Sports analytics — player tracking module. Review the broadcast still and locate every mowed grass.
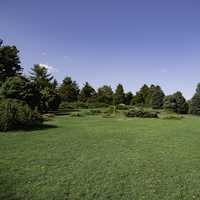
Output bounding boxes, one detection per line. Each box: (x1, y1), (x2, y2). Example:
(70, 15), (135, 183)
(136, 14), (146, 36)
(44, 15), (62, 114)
(1, 115), (200, 200)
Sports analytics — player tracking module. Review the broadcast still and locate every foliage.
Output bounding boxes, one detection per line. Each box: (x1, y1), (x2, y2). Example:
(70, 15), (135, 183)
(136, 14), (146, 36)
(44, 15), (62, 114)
(135, 84), (149, 105)
(30, 64), (60, 112)
(0, 45), (22, 84)
(149, 86), (165, 109)
(0, 99), (42, 131)
(30, 64), (54, 88)
(0, 76), (40, 109)
(164, 92), (188, 114)
(124, 91), (133, 105)
(97, 85), (113, 104)
(114, 84), (125, 105)
(59, 76), (79, 102)
(116, 103), (129, 110)
(126, 107), (158, 118)
(190, 83), (200, 115)
(39, 87), (61, 113)
(79, 82), (96, 102)
(104, 105), (116, 115)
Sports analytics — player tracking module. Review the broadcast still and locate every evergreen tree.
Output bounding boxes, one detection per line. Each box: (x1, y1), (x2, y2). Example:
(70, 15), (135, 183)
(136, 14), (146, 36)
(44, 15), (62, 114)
(173, 92), (188, 114)
(79, 82), (96, 102)
(59, 76), (79, 102)
(114, 84), (125, 105)
(0, 44), (22, 83)
(125, 92), (133, 105)
(30, 64), (60, 112)
(149, 86), (165, 109)
(164, 91), (188, 114)
(0, 76), (40, 109)
(135, 84), (150, 105)
(97, 85), (113, 105)
(30, 64), (53, 89)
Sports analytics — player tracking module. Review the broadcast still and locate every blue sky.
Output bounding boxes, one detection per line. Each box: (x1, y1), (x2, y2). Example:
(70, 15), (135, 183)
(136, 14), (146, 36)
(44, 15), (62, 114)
(1, 0), (200, 98)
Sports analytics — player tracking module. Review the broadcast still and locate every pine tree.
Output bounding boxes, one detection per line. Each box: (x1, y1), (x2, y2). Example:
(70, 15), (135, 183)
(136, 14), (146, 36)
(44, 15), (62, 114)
(114, 84), (125, 105)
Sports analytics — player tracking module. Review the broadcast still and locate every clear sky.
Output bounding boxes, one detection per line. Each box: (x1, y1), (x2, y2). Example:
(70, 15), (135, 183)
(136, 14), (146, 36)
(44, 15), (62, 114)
(1, 0), (200, 98)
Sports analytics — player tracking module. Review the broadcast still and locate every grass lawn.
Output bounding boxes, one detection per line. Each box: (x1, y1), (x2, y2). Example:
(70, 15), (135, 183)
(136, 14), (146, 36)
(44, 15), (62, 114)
(1, 115), (200, 199)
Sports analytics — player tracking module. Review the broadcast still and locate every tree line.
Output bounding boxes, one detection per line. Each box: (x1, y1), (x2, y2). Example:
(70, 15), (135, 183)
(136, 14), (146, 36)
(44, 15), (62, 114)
(1, 40), (200, 117)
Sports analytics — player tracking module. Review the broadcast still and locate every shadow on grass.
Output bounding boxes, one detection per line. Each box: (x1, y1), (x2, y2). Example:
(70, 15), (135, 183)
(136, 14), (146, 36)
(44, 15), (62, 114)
(24, 123), (58, 132)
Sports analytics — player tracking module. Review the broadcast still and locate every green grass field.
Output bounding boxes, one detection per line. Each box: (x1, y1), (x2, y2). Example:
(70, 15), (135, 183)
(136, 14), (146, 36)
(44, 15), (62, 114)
(1, 114), (200, 200)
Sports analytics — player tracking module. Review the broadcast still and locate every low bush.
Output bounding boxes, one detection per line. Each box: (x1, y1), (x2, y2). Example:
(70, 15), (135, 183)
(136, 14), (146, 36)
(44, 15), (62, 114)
(126, 108), (158, 118)
(0, 99), (43, 131)
(104, 106), (116, 114)
(116, 104), (129, 110)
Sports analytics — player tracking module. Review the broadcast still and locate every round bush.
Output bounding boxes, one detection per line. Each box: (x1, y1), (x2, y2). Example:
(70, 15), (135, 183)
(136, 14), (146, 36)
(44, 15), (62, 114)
(0, 99), (43, 131)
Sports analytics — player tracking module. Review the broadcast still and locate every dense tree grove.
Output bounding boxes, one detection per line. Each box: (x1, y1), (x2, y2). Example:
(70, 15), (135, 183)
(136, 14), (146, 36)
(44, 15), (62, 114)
(59, 77), (79, 102)
(97, 85), (113, 104)
(2, 39), (200, 130)
(163, 92), (188, 114)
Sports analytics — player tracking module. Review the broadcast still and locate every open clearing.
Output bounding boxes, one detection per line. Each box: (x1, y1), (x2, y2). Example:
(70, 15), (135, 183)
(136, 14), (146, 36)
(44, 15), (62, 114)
(1, 115), (200, 200)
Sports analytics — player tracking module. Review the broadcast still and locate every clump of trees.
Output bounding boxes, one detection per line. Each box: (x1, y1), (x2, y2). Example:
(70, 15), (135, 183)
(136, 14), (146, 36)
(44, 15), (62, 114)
(0, 41), (60, 131)
(2, 39), (200, 131)
(163, 92), (188, 114)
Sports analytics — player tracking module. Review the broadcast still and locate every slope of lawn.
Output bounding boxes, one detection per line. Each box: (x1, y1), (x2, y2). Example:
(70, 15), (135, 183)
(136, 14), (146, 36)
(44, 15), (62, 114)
(1, 115), (200, 200)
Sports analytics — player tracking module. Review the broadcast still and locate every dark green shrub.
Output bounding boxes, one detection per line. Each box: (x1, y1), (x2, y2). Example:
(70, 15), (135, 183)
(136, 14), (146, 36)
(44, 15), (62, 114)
(126, 108), (158, 118)
(143, 111), (158, 118)
(104, 106), (116, 114)
(0, 99), (43, 131)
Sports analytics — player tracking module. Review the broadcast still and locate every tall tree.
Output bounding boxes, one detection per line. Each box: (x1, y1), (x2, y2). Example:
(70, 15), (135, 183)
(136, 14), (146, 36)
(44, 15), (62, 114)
(190, 83), (200, 115)
(30, 64), (60, 112)
(114, 84), (125, 105)
(30, 64), (53, 89)
(149, 86), (165, 109)
(97, 85), (113, 105)
(0, 45), (22, 83)
(135, 84), (150, 105)
(164, 91), (188, 114)
(79, 82), (96, 102)
(59, 76), (79, 102)
(125, 92), (133, 105)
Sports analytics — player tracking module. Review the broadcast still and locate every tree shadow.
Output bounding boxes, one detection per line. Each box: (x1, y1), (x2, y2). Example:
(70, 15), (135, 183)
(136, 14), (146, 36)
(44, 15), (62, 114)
(23, 123), (58, 132)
